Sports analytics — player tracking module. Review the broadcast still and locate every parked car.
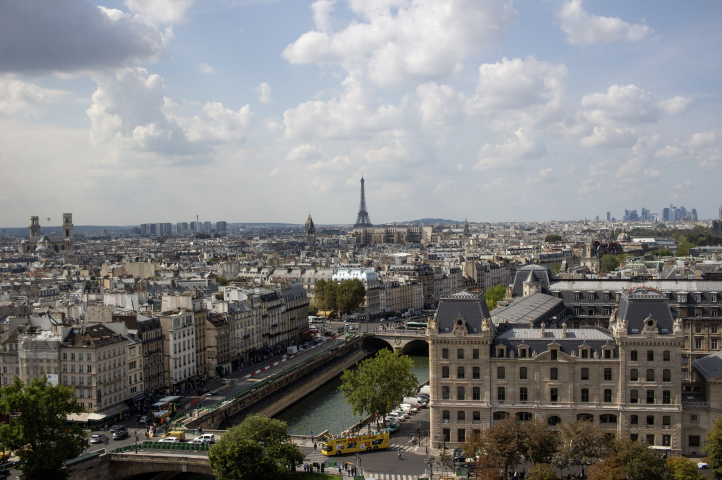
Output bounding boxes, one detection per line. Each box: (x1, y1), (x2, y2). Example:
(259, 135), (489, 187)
(197, 387), (210, 395)
(139, 416), (151, 424)
(158, 437), (181, 443)
(386, 423), (400, 433)
(699, 462), (708, 469)
(90, 434), (108, 444)
(346, 325), (357, 331)
(454, 452), (467, 463)
(337, 327), (345, 333)
(112, 430), (129, 440)
(324, 331), (334, 337)
(222, 378), (233, 385)
(192, 434), (216, 445)
(109, 425), (126, 433)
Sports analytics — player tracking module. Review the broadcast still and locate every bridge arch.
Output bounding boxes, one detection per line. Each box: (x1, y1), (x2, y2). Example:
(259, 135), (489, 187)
(400, 338), (429, 355)
(361, 335), (395, 352)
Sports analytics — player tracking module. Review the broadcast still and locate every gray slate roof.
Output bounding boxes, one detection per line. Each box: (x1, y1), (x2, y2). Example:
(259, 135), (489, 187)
(693, 351), (722, 380)
(492, 325), (615, 358)
(436, 291), (490, 334)
(617, 288), (674, 334)
(491, 293), (565, 326)
(511, 265), (551, 297)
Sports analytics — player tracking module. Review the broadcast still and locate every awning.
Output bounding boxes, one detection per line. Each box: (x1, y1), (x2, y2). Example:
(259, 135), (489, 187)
(132, 394), (147, 402)
(97, 404), (130, 418)
(67, 412), (107, 423)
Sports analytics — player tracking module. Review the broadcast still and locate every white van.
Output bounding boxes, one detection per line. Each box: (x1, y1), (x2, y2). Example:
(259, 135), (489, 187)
(400, 404), (418, 414)
(403, 397), (421, 407)
(419, 385), (431, 396)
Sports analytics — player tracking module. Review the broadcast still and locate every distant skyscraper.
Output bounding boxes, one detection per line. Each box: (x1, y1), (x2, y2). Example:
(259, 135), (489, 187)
(662, 208), (669, 222)
(203, 221), (212, 233)
(216, 221), (227, 233)
(177, 222), (188, 235)
(719, 205), (722, 221)
(190, 221), (199, 233)
(140, 224), (149, 235)
(594, 215), (599, 222)
(680, 206), (687, 218)
(691, 209), (698, 221)
(607, 212), (610, 221)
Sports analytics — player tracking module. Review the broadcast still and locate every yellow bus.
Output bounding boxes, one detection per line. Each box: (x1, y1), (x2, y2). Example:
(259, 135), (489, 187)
(321, 431), (390, 456)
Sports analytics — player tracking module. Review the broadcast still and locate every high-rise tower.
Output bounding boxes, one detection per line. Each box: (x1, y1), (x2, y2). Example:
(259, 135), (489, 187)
(354, 175), (373, 228)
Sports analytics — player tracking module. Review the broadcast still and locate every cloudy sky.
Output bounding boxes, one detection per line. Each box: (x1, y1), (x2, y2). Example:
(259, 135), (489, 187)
(1, 0), (721, 227)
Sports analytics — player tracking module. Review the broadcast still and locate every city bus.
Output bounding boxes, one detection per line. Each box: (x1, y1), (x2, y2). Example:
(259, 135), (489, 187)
(151, 396), (182, 418)
(405, 321), (427, 331)
(321, 431), (390, 456)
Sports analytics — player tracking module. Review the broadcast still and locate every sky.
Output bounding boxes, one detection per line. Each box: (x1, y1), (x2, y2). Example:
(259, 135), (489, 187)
(1, 0), (721, 227)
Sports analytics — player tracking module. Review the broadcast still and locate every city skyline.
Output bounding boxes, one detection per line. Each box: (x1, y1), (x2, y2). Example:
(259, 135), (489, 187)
(1, 1), (722, 226)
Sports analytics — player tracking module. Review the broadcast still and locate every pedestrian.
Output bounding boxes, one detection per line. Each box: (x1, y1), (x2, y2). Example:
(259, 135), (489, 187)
(314, 442), (317, 451)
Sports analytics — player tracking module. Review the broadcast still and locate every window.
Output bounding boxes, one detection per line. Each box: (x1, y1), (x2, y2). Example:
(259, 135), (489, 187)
(577, 414), (593, 422)
(647, 390), (655, 404)
(714, 325), (720, 333)
(442, 387), (450, 400)
(689, 436), (700, 447)
(458, 386), (465, 400)
(630, 415), (638, 425)
(630, 390), (638, 404)
(473, 349), (479, 359)
(443, 411), (450, 423)
(663, 416), (670, 427)
(604, 368), (612, 381)
(581, 349), (589, 359)
(631, 434), (639, 442)
(631, 350), (638, 362)
(600, 414), (617, 424)
(573, 292), (581, 301)
(457, 366), (465, 379)
(548, 416), (561, 426)
(603, 306), (611, 316)
(442, 348), (449, 359)
(662, 435), (671, 447)
(647, 351), (654, 362)
(604, 349), (612, 359)
(663, 390), (671, 404)
(604, 389), (612, 403)
(442, 366), (450, 378)
(551, 349), (558, 360)
(714, 339), (719, 349)
(473, 367), (480, 379)
(517, 412), (532, 421)
(497, 367), (505, 379)
(647, 434), (656, 445)
(550, 368), (558, 380)
(473, 411), (481, 423)
(519, 367), (527, 379)
(497, 387), (506, 401)
(581, 368), (589, 380)
(691, 414), (699, 422)
(443, 429), (450, 442)
(473, 387), (481, 401)
(581, 388), (589, 402)
(663, 369), (671, 382)
(647, 369), (655, 382)
(663, 351), (670, 361)
(519, 348), (527, 358)
(458, 411), (465, 422)
(71, 353), (75, 361)
(647, 415), (655, 426)
(458, 349), (464, 360)
(630, 368), (638, 381)
(550, 388), (559, 403)
(497, 347), (506, 358)
(493, 412), (509, 421)
(458, 429), (466, 442)
(520, 387), (528, 402)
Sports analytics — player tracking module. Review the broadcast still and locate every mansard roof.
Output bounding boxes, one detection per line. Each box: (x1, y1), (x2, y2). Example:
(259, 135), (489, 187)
(436, 291), (490, 334)
(617, 287), (674, 334)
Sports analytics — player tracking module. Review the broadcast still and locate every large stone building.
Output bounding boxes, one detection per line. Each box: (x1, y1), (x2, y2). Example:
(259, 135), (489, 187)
(428, 289), (697, 454)
(21, 213), (74, 254)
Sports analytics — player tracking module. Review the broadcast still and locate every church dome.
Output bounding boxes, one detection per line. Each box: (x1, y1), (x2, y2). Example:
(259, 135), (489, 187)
(35, 245), (47, 252)
(617, 228), (629, 242)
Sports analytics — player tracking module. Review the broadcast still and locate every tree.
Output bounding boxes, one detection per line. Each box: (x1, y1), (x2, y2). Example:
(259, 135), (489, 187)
(336, 279), (367, 314)
(485, 284), (506, 311)
(438, 450), (454, 479)
(600, 254), (620, 272)
(208, 414), (304, 480)
(527, 463), (558, 480)
(614, 438), (666, 480)
(0, 375), (87, 480)
(314, 279), (327, 314)
(483, 418), (522, 478)
(656, 249), (674, 257)
(216, 276), (230, 286)
(471, 455), (504, 480)
(519, 420), (559, 465)
(704, 417), (722, 480)
(666, 456), (705, 480)
(676, 241), (694, 257)
(553, 421), (609, 476)
(338, 349), (418, 427)
(551, 263), (562, 274)
(545, 235), (562, 243)
(587, 453), (626, 480)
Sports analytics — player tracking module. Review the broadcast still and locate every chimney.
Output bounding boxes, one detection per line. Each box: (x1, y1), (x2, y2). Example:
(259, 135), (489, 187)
(541, 322), (546, 337)
(562, 322), (567, 338)
(530, 316), (534, 329)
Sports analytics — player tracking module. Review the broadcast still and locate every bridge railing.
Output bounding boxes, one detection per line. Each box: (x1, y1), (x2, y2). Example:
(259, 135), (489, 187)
(107, 442), (212, 454)
(65, 451), (102, 467)
(177, 335), (367, 424)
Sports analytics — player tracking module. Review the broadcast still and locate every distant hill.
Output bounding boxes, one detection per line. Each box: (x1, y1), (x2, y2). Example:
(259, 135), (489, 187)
(403, 218), (462, 225)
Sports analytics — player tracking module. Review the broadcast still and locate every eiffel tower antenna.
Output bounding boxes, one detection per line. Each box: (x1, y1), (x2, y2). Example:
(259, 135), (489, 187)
(354, 175), (373, 228)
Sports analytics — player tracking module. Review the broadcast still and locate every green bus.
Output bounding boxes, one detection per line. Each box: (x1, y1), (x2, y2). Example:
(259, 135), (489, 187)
(406, 321), (427, 331)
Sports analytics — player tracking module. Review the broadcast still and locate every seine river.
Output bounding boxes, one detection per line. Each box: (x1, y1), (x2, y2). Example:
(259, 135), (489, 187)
(275, 354), (429, 435)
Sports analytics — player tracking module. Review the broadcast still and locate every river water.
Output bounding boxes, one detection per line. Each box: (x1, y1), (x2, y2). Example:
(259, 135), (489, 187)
(275, 354), (429, 436)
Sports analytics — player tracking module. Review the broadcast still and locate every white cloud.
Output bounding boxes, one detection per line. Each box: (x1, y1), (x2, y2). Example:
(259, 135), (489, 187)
(283, 0), (517, 88)
(526, 167), (553, 184)
(308, 155), (352, 172)
(283, 75), (401, 139)
(180, 102), (253, 143)
(434, 179), (453, 193)
(558, 0), (654, 45)
(312, 0), (336, 32)
(264, 119), (283, 131)
(0, 1), (167, 75)
(474, 129), (547, 170)
(269, 168), (279, 176)
(0, 78), (67, 117)
(287, 144), (324, 162)
(673, 180), (693, 190)
(580, 127), (638, 148)
(686, 130), (717, 148)
(198, 63), (215, 75)
(657, 96), (693, 116)
(254, 83), (273, 105)
(125, 0), (195, 25)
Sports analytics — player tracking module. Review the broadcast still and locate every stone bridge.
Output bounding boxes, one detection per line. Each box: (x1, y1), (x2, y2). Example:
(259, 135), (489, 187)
(68, 453), (212, 480)
(362, 330), (429, 354)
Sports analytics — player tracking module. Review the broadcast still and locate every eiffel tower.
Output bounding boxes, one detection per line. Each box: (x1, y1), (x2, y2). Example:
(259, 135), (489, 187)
(354, 175), (373, 228)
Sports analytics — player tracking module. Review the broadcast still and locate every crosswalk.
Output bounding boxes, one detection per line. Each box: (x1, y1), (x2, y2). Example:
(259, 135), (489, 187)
(302, 444), (425, 464)
(363, 474), (428, 480)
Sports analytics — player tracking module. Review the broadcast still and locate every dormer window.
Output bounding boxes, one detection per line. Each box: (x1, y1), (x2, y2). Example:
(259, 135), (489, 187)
(497, 346), (506, 358)
(581, 348), (589, 359)
(695, 293), (702, 302)
(519, 348), (527, 358)
(550, 349), (558, 360)
(713, 293), (719, 303)
(678, 294), (687, 303)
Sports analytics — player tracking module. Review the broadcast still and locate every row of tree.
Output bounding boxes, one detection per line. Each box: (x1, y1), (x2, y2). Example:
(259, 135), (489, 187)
(314, 278), (367, 318)
(460, 417), (718, 480)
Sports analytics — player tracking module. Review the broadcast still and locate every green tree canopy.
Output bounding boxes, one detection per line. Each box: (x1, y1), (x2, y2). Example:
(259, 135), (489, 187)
(614, 438), (666, 480)
(208, 414), (304, 480)
(553, 420), (610, 474)
(600, 254), (621, 272)
(666, 456), (705, 480)
(527, 463), (558, 480)
(519, 420), (559, 465)
(544, 235), (562, 243)
(704, 416), (722, 479)
(551, 263), (562, 274)
(656, 249), (674, 257)
(216, 276), (230, 286)
(676, 241), (694, 257)
(0, 375), (87, 480)
(337, 278), (367, 314)
(338, 349), (418, 426)
(482, 418), (522, 477)
(485, 284), (507, 311)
